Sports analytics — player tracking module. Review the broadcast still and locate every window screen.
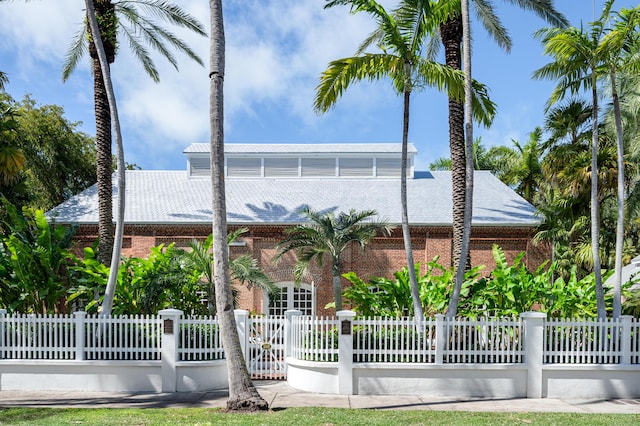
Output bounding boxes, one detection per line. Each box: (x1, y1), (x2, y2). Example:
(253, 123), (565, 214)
(227, 157), (261, 177)
(301, 158), (336, 177)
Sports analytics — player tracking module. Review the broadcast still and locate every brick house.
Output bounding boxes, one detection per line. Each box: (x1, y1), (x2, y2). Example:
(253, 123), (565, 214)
(49, 143), (545, 315)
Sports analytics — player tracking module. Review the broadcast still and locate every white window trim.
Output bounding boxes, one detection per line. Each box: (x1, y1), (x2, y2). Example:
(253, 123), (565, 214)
(264, 281), (316, 316)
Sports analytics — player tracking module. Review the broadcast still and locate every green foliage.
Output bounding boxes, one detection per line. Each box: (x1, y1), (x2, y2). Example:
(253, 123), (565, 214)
(0, 200), (76, 313)
(276, 207), (392, 311)
(343, 245), (619, 318)
(185, 230), (276, 315)
(622, 288), (640, 317)
(343, 257), (483, 317)
(70, 243), (207, 316)
(69, 231), (275, 316)
(0, 93), (96, 212)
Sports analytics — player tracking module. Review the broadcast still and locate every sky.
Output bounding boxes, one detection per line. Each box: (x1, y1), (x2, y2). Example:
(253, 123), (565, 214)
(0, 0), (638, 172)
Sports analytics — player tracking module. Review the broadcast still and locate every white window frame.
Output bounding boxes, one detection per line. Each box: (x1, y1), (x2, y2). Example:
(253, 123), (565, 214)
(264, 282), (316, 316)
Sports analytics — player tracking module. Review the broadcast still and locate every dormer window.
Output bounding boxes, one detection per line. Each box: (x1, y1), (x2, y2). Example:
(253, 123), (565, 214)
(184, 143), (415, 179)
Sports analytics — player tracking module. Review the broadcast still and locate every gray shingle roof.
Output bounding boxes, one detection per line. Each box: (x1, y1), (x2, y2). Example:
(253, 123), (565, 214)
(48, 170), (539, 227)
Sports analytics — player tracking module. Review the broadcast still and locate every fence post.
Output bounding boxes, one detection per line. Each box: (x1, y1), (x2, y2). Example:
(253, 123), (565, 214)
(521, 311), (546, 398)
(337, 310), (356, 395)
(159, 309), (183, 392)
(0, 309), (5, 360)
(620, 315), (633, 365)
(284, 310), (302, 362)
(74, 311), (87, 361)
(234, 309), (250, 368)
(435, 314), (445, 365)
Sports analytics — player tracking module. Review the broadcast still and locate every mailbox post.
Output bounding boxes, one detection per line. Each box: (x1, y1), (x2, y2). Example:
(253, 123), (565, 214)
(337, 310), (356, 395)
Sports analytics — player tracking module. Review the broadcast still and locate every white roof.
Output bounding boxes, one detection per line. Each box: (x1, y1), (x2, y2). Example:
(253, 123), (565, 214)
(48, 170), (539, 227)
(184, 143), (417, 155)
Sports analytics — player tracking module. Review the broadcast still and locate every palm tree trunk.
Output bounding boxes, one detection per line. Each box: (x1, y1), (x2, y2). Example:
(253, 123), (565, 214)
(611, 71), (625, 319)
(209, 0), (267, 411)
(93, 58), (114, 266)
(590, 71), (605, 319)
(85, 0), (125, 317)
(401, 62), (423, 320)
(440, 15), (466, 269)
(332, 269), (343, 312)
(449, 0), (473, 319)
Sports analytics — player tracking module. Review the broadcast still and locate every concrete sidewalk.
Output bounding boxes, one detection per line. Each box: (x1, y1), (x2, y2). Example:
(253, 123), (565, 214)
(1, 381), (639, 414)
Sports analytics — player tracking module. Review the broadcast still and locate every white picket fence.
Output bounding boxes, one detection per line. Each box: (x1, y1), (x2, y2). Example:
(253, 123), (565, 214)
(1, 310), (638, 366)
(290, 314), (638, 366)
(1, 309), (640, 397)
(0, 311), (223, 362)
(285, 311), (640, 398)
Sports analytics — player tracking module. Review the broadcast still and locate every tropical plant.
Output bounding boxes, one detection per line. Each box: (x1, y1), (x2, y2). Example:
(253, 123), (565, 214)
(316, 0), (494, 319)
(68, 243), (206, 315)
(343, 245), (618, 319)
(429, 0), (567, 272)
(0, 105), (25, 186)
(275, 207), (393, 312)
(597, 3), (640, 318)
(0, 200), (76, 314)
(343, 258), (483, 318)
(0, 70), (7, 90)
(534, 7), (610, 318)
(429, 0), (567, 317)
(39, 0), (206, 265)
(185, 230), (277, 315)
(209, 0), (268, 411)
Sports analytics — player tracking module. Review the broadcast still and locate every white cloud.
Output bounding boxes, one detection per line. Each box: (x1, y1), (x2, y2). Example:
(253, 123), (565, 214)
(0, 0), (413, 168)
(0, 1), (83, 66)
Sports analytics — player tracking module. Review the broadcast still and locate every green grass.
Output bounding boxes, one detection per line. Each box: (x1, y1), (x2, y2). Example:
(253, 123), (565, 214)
(0, 407), (638, 426)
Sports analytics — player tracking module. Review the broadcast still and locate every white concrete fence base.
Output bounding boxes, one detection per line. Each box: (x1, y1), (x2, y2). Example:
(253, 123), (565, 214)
(285, 311), (640, 399)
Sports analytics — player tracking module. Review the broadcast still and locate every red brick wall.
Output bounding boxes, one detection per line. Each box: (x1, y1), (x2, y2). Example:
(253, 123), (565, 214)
(73, 224), (549, 315)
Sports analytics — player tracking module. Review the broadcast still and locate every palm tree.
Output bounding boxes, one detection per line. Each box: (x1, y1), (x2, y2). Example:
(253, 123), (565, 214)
(533, 2), (616, 318)
(597, 3), (640, 318)
(83, 0), (125, 317)
(209, 0), (268, 412)
(433, 0), (567, 316)
(275, 207), (393, 312)
(187, 230), (276, 315)
(544, 98), (593, 149)
(60, 0), (206, 265)
(316, 0), (494, 319)
(0, 71), (7, 90)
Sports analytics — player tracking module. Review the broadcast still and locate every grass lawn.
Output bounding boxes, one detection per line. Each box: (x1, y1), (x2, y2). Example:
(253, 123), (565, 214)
(0, 407), (638, 425)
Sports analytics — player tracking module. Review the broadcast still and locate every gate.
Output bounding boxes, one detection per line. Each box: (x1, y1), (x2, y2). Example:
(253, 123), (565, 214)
(247, 315), (286, 380)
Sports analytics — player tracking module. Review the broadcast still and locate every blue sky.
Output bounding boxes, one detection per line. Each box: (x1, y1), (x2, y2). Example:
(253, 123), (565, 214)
(0, 0), (637, 172)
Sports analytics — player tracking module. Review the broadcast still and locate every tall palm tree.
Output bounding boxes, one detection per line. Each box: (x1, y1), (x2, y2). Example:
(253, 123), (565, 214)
(0, 71), (7, 90)
(83, 0), (125, 317)
(448, 0), (473, 318)
(60, 0), (206, 265)
(534, 8), (612, 317)
(433, 0), (568, 308)
(316, 0), (494, 319)
(208, 0), (268, 412)
(275, 208), (393, 312)
(597, 3), (640, 318)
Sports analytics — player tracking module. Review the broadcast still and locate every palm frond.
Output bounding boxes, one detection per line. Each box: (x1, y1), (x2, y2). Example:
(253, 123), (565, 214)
(121, 0), (207, 36)
(62, 26), (88, 81)
(314, 54), (403, 113)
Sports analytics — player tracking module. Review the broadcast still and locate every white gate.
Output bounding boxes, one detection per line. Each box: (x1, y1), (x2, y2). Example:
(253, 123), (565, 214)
(247, 315), (286, 380)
